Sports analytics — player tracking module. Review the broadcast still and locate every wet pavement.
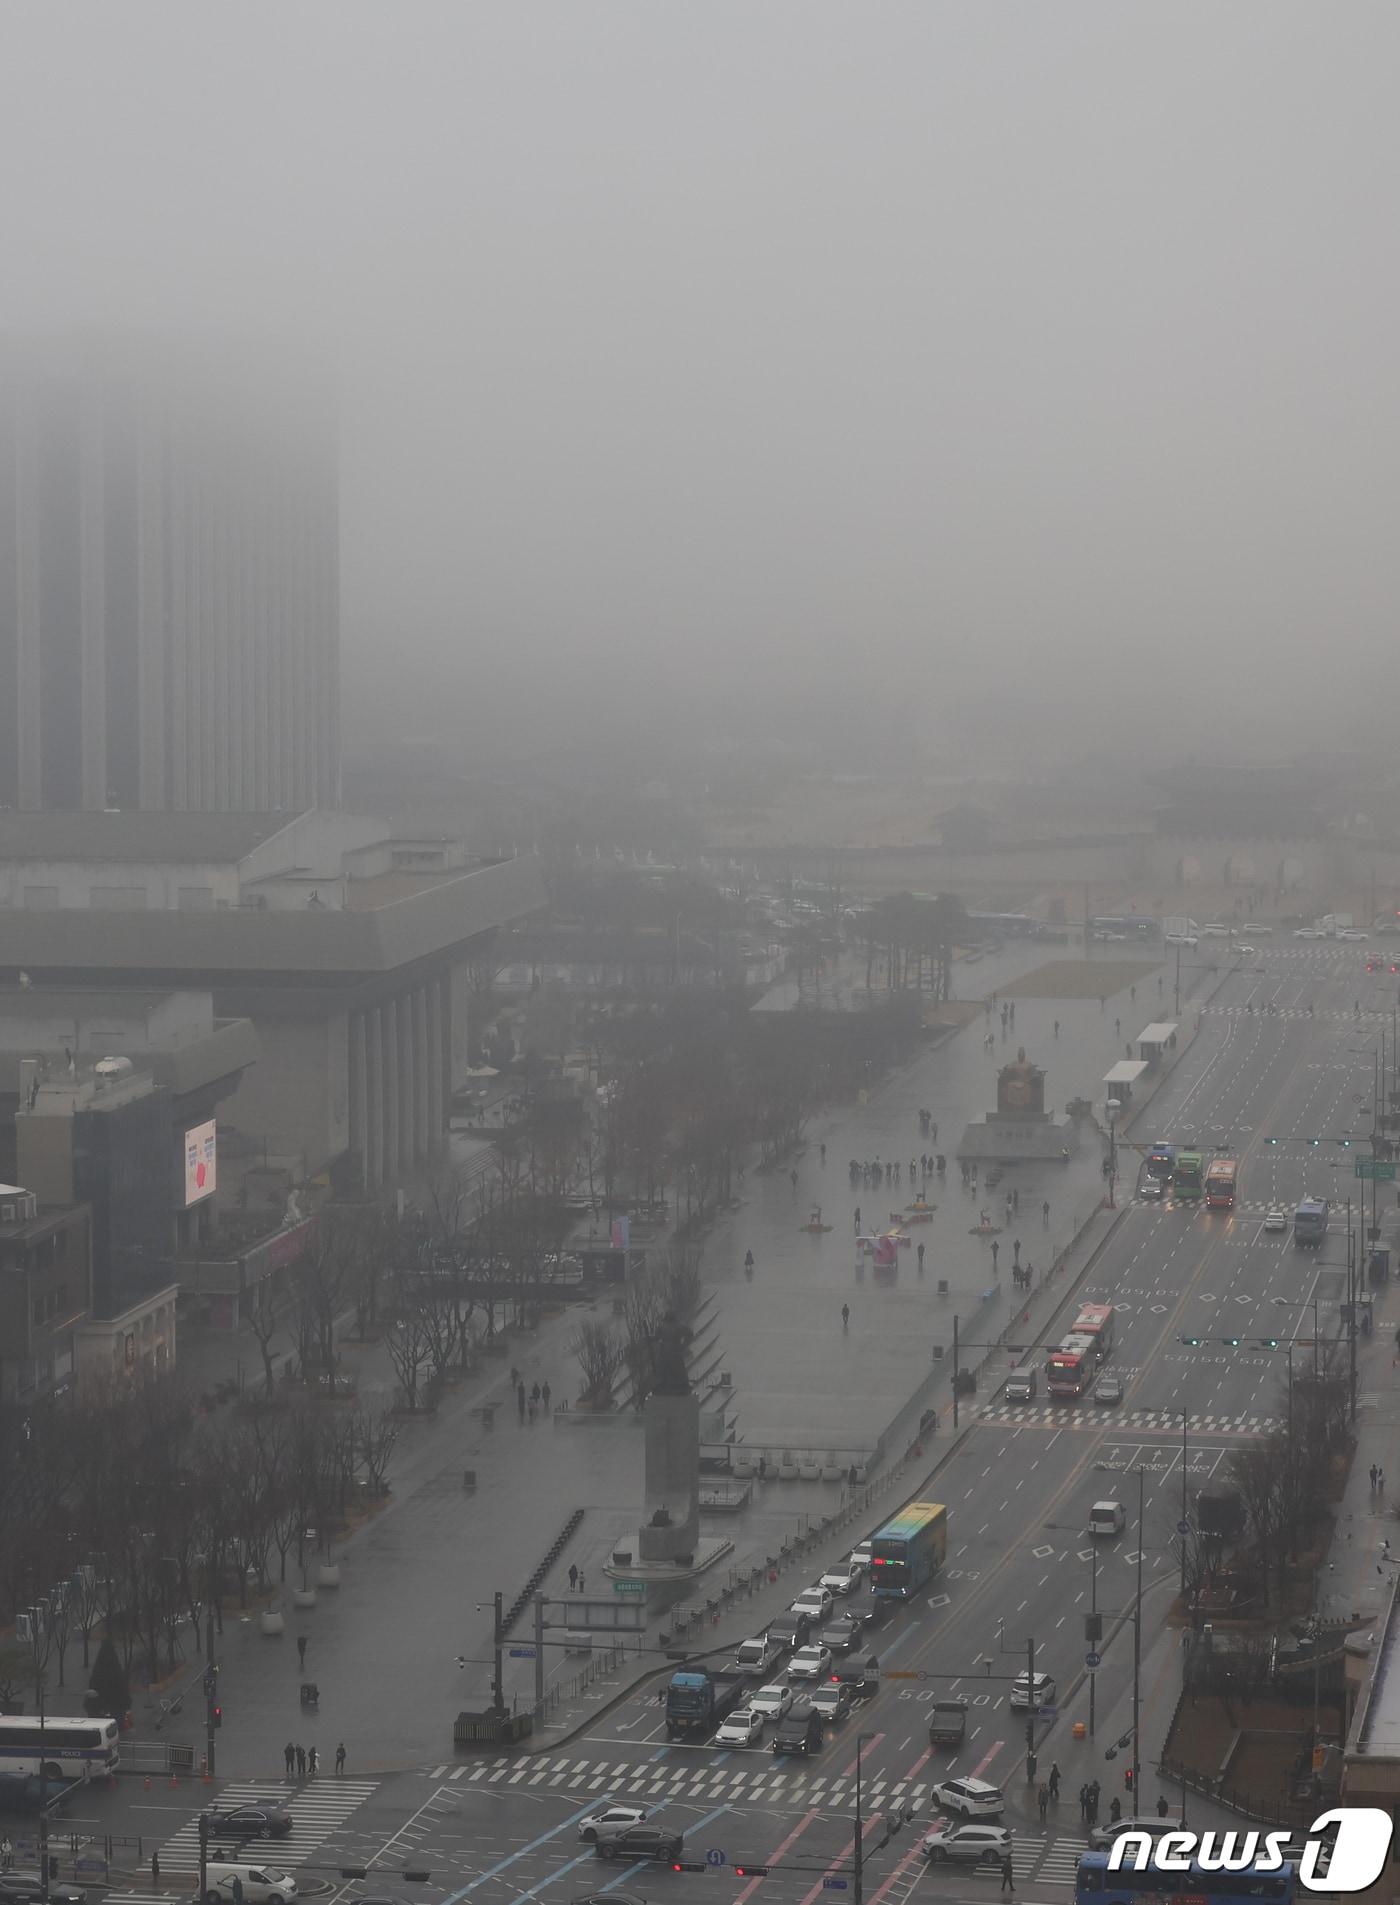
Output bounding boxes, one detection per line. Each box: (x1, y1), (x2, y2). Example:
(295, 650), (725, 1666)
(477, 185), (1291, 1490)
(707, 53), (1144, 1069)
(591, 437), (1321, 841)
(151, 935), (1192, 1779)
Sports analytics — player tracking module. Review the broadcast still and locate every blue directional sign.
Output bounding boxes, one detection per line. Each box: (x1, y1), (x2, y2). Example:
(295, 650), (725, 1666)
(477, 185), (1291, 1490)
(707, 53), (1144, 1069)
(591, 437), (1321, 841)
(1038, 1705), (1058, 1721)
(508, 1646), (536, 1658)
(824, 1882), (850, 1891)
(706, 1849), (726, 1867)
(1086, 1651), (1102, 1669)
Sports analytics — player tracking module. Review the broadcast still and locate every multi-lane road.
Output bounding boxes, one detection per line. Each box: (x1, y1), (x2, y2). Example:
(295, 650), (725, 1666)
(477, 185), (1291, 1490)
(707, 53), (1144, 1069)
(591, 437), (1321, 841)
(90, 939), (1394, 1905)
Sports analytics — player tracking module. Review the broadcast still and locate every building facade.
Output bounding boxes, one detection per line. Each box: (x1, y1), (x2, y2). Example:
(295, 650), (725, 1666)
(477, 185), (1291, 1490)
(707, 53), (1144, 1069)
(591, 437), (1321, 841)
(0, 334), (339, 813)
(0, 1182), (94, 1404)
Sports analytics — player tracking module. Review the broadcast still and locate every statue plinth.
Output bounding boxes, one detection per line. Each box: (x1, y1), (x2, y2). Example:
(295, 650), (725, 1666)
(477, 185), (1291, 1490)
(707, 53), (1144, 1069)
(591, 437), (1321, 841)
(957, 1045), (1075, 1164)
(639, 1390), (700, 1564)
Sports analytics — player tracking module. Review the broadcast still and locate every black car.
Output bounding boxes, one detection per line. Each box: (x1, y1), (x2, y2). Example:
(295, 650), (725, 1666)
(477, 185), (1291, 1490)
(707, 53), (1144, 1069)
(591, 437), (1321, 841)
(0, 1876), (86, 1905)
(595, 1825), (685, 1863)
(201, 1804), (294, 1839)
(821, 1614), (864, 1653)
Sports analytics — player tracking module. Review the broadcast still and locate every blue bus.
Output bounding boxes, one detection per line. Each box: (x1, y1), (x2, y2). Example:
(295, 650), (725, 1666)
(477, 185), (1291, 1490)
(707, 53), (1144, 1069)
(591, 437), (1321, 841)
(1146, 1142), (1176, 1182)
(1294, 1198), (1329, 1247)
(1076, 1849), (1296, 1905)
(870, 1500), (947, 1600)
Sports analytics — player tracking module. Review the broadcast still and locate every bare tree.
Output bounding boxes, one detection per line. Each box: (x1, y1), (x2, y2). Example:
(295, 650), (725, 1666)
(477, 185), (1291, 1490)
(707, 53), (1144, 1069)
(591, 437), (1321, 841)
(570, 1318), (623, 1409)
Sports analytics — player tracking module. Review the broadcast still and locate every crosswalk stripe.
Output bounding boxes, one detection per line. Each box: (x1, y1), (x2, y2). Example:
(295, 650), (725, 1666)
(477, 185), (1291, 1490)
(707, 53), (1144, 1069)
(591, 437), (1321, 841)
(158, 1780), (377, 1873)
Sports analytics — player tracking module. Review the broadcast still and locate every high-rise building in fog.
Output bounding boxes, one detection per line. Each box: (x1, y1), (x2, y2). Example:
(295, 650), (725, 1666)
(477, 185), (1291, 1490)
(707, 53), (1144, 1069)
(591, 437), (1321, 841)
(0, 336), (339, 813)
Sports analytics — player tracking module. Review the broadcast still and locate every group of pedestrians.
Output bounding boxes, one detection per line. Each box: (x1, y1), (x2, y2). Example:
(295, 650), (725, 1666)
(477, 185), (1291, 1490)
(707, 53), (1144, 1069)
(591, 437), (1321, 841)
(1370, 1463), (1386, 1493)
(283, 1739), (345, 1778)
(511, 1370), (552, 1422)
(567, 1563), (588, 1594)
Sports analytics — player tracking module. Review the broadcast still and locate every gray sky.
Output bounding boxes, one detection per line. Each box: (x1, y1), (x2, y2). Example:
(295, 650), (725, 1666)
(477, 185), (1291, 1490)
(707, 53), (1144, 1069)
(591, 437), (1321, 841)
(2, 3), (1397, 758)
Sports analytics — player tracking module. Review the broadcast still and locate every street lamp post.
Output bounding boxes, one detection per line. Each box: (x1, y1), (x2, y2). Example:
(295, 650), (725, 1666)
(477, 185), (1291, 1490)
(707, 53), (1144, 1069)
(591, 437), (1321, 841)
(1131, 1465), (1144, 1805)
(1179, 1412), (1189, 1606)
(854, 1730), (876, 1905)
(1105, 1100), (1120, 1209)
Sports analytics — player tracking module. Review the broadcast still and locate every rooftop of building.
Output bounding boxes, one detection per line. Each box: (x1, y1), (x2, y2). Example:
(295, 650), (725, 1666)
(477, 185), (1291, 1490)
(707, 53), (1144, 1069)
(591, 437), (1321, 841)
(0, 810), (305, 864)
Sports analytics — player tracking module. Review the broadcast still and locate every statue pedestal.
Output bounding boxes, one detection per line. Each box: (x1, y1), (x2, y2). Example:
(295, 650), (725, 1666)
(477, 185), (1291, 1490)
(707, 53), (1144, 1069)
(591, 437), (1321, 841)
(640, 1391), (700, 1564)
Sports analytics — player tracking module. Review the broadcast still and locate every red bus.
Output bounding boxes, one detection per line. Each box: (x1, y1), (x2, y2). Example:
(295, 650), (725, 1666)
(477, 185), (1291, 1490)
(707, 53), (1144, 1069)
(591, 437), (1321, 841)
(1205, 1158), (1238, 1209)
(1047, 1334), (1097, 1399)
(1071, 1302), (1115, 1361)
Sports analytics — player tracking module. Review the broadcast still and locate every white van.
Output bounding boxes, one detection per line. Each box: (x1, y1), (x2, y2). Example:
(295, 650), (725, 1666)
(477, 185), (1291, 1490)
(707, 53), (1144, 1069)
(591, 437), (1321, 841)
(204, 1865), (299, 1905)
(1089, 1500), (1125, 1537)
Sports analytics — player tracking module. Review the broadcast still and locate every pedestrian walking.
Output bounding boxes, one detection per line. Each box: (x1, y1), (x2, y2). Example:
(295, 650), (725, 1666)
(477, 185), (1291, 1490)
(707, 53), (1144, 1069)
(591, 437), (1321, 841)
(990, 1240), (999, 1269)
(917, 1242), (925, 1272)
(577, 1570), (586, 1594)
(509, 1365), (519, 1387)
(1, 1838), (12, 1872)
(1038, 1783), (1049, 1822)
(931, 1121), (937, 1142)
(841, 1303), (850, 1330)
(1053, 1019), (1059, 1038)
(1110, 1797), (1122, 1824)
(820, 1144), (827, 1164)
(284, 1741), (295, 1777)
(531, 1381), (541, 1403)
(1371, 1464), (1378, 1491)
(1048, 1763), (1060, 1800)
(296, 1744), (307, 1778)
(542, 1380), (551, 1410)
(1115, 1018), (1121, 1036)
(297, 1635), (308, 1667)
(152, 1854), (161, 1888)
(1013, 1238), (1021, 1264)
(1078, 1784), (1088, 1821)
(569, 1563), (579, 1591)
(335, 1743), (346, 1775)
(232, 1879), (244, 1905)
(1000, 1853), (1014, 1893)
(1156, 1795), (1170, 1819)
(309, 1747), (318, 1777)
(790, 1168), (799, 1190)
(854, 1206), (861, 1234)
(1042, 1199), (1050, 1223)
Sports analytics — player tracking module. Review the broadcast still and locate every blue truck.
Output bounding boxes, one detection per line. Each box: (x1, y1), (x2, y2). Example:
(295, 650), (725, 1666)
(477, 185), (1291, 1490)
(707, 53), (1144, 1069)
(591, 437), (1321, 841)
(664, 1666), (749, 1739)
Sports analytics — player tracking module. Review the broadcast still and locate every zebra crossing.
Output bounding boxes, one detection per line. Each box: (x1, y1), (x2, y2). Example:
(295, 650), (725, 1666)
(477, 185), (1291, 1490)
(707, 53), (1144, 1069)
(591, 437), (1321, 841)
(1131, 1195), (1290, 1215)
(422, 1752), (933, 1813)
(1200, 1001), (1391, 1020)
(158, 1779), (378, 1873)
(1037, 1836), (1092, 1885)
(976, 1402), (1278, 1437)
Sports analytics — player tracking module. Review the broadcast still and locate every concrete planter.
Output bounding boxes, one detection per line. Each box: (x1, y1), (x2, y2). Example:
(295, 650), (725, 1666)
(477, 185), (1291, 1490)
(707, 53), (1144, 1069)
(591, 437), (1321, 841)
(798, 1460), (821, 1480)
(821, 1462), (844, 1482)
(293, 1587), (317, 1610)
(260, 1609), (285, 1636)
(777, 1458), (799, 1481)
(316, 1563), (341, 1589)
(732, 1457), (755, 1480)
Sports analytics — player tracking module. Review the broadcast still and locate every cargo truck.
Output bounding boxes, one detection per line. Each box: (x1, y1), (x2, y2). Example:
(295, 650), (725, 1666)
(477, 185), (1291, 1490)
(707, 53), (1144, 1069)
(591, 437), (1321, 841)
(664, 1665), (749, 1739)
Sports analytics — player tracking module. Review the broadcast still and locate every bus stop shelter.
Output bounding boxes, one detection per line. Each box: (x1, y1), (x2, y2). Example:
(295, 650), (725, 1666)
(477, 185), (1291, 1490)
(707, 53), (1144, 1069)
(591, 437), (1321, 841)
(1136, 1021), (1178, 1064)
(1103, 1058), (1148, 1105)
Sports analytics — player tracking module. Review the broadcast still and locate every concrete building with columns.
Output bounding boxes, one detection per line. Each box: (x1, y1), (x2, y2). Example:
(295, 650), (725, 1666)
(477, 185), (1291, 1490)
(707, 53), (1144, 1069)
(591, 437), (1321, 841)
(0, 333), (338, 813)
(0, 810), (546, 1190)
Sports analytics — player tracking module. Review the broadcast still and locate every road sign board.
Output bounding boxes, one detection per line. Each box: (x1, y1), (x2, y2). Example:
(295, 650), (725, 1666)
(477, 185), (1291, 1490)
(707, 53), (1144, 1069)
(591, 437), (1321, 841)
(824, 1882), (850, 1891)
(1357, 1157), (1397, 1181)
(1038, 1705), (1058, 1721)
(1176, 1519), (1191, 1536)
(1086, 1651), (1102, 1669)
(706, 1849), (726, 1867)
(508, 1646), (536, 1658)
(613, 1580), (647, 1595)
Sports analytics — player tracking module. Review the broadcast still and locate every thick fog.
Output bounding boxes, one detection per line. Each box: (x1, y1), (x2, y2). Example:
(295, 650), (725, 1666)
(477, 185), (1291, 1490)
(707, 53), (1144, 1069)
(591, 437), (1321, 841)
(3, 3), (1398, 765)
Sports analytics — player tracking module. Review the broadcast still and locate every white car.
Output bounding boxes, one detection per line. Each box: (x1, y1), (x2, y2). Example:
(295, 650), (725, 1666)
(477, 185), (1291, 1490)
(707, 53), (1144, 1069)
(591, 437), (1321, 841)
(787, 1644), (833, 1681)
(821, 1559), (863, 1595)
(850, 1541), (873, 1570)
(714, 1707), (764, 1748)
(791, 1586), (834, 1622)
(578, 1802), (650, 1843)
(1294, 928), (1321, 939)
(1338, 929), (1369, 941)
(921, 1824), (1012, 1865)
(748, 1683), (793, 1720)
(1201, 924), (1230, 938)
(1264, 1206), (1288, 1232)
(1235, 945), (1256, 957)
(930, 1777), (1005, 1821)
(1009, 1670), (1057, 1711)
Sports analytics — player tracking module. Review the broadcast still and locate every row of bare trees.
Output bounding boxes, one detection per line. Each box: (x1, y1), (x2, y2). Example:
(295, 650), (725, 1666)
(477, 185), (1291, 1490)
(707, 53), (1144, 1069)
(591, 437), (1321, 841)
(0, 1372), (398, 1700)
(569, 1249), (703, 1410)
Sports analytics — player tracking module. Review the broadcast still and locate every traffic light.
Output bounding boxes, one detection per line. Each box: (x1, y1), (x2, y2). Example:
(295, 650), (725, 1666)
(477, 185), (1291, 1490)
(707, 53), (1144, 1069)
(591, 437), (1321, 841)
(1260, 1338), (1280, 1350)
(1124, 1767), (1135, 1794)
(1179, 1335), (1202, 1347)
(734, 1866), (770, 1878)
(1223, 1337), (1240, 1348)
(213, 1704), (222, 1728)
(1311, 1138), (1320, 1147)
(1268, 1137), (1278, 1145)
(673, 1862), (707, 1874)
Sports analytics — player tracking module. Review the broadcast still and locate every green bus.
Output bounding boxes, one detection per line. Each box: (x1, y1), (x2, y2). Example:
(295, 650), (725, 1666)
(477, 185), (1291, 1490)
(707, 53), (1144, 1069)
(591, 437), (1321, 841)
(1174, 1150), (1204, 1199)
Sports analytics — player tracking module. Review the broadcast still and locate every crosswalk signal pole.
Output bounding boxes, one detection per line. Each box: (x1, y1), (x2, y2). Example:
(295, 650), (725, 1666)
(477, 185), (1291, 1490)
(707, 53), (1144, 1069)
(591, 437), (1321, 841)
(205, 1601), (218, 1778)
